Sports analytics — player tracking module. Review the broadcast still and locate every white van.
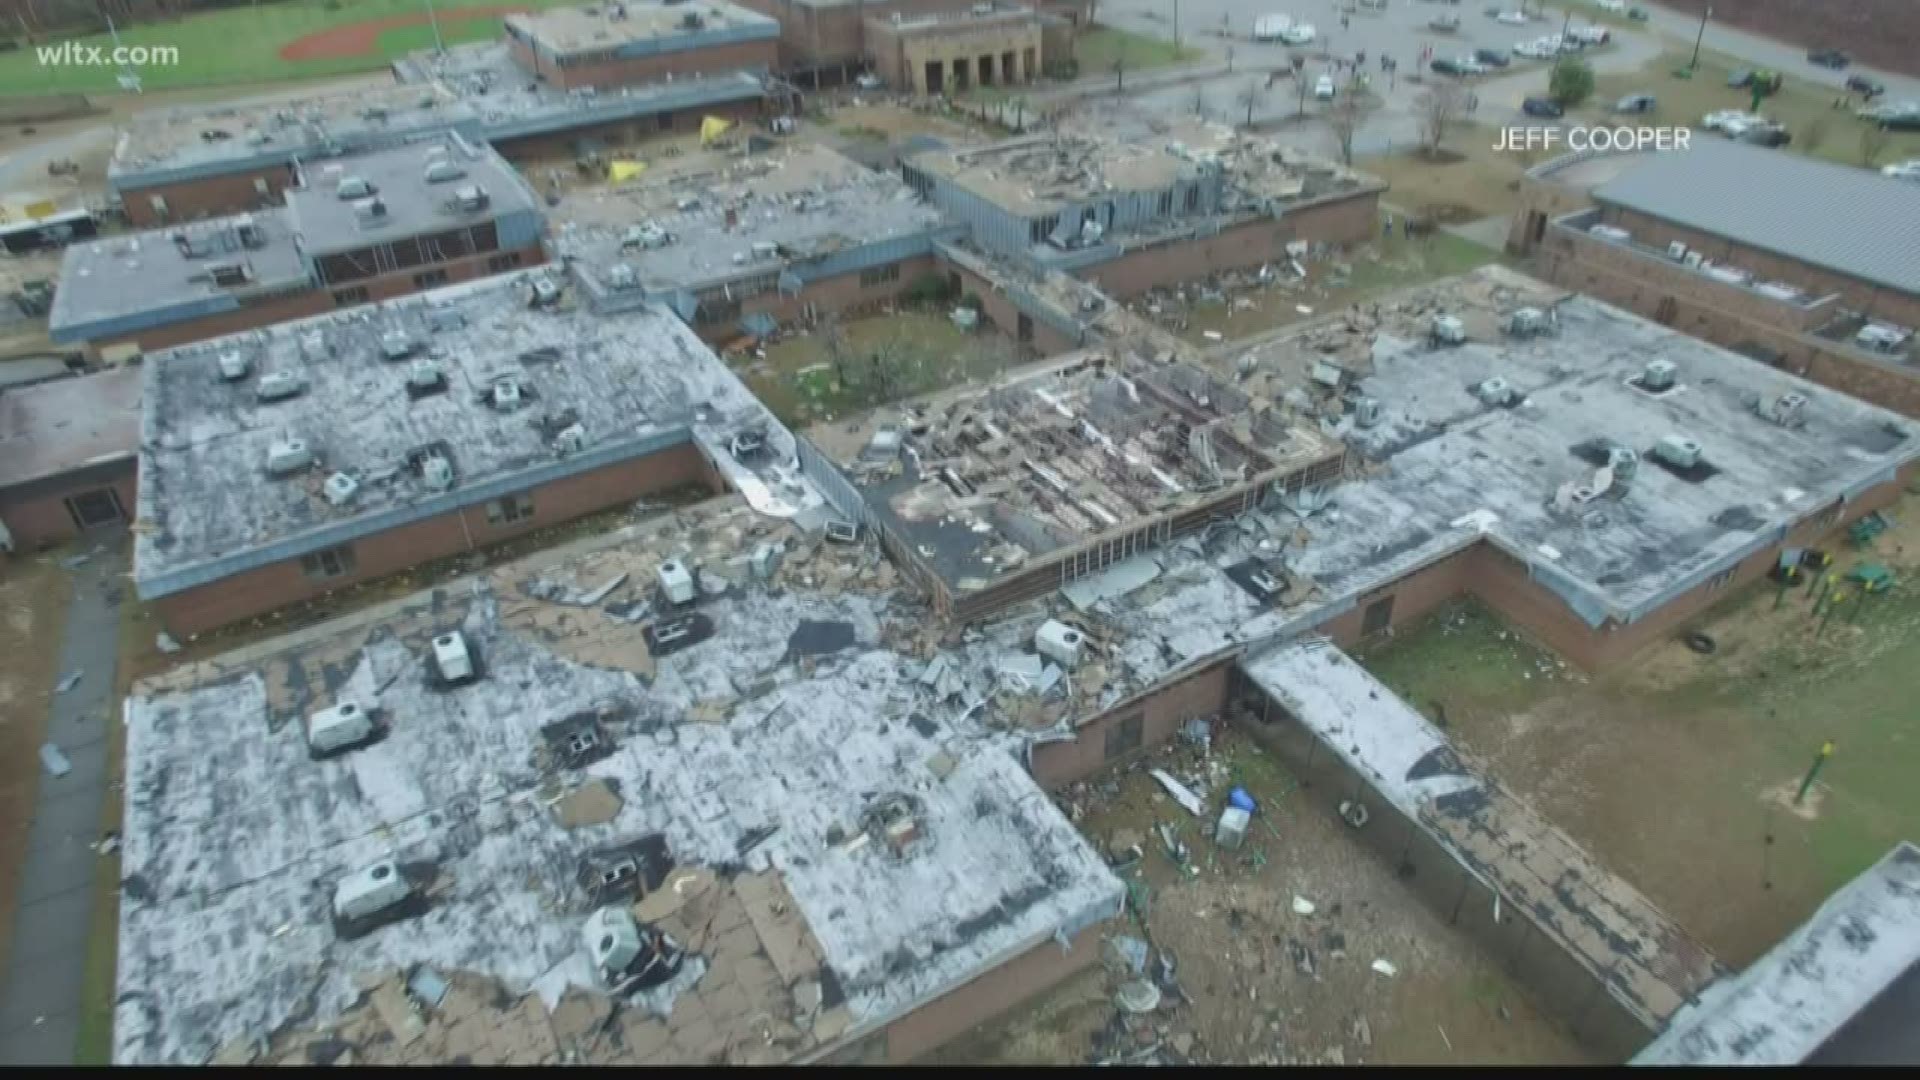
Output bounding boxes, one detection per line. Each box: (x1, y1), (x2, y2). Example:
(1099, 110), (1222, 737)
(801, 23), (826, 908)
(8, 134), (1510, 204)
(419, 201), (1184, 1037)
(1252, 14), (1294, 42)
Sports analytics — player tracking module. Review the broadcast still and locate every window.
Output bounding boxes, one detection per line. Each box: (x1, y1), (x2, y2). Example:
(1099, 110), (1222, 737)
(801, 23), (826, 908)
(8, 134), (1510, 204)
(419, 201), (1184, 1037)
(657, 112), (676, 132)
(64, 488), (124, 530)
(1103, 710), (1144, 761)
(1157, 190), (1174, 216)
(486, 493), (535, 526)
(413, 268), (450, 289)
(1183, 186), (1201, 213)
(1705, 566), (1737, 592)
(332, 286), (370, 307)
(487, 251), (524, 273)
(301, 544), (356, 580)
(148, 195), (169, 220)
(859, 264), (901, 288)
(208, 263), (249, 287)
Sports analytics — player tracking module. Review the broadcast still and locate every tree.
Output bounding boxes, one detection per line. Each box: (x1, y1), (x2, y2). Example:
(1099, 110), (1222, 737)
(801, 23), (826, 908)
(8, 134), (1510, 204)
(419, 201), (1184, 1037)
(1549, 57), (1595, 109)
(1190, 84), (1212, 119)
(1860, 122), (1891, 168)
(1295, 67), (1313, 117)
(1327, 91), (1364, 166)
(1418, 81), (1465, 156)
(1238, 81), (1263, 129)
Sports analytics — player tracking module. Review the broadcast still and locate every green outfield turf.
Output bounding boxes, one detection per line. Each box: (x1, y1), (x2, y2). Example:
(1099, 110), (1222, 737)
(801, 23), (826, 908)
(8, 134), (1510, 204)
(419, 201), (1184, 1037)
(0, 0), (576, 96)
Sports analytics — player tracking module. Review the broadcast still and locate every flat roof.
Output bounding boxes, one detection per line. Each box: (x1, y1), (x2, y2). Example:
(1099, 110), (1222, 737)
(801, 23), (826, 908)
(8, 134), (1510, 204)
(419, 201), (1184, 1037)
(110, 82), (477, 189)
(1227, 266), (1920, 624)
(0, 367), (143, 489)
(1240, 639), (1726, 1032)
(286, 133), (542, 257)
(134, 269), (818, 598)
(1633, 842), (1920, 1065)
(1590, 139), (1920, 298)
(909, 133), (1198, 218)
(812, 347), (1344, 599)
(506, 2), (777, 57)
(393, 42), (771, 145)
(48, 209), (310, 344)
(870, 2), (1039, 31)
(553, 143), (948, 297)
(117, 496), (1122, 1064)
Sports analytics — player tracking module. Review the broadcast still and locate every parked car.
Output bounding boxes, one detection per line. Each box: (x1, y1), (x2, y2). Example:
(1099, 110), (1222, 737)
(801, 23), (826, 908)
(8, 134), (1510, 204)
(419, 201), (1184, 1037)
(1847, 74), (1885, 97)
(1614, 93), (1657, 114)
(1496, 9), (1528, 25)
(1570, 26), (1610, 45)
(1882, 160), (1920, 183)
(1522, 95), (1564, 118)
(1702, 109), (1760, 132)
(1878, 111), (1920, 132)
(1739, 122), (1792, 148)
(1473, 47), (1511, 68)
(1430, 14), (1461, 31)
(1456, 56), (1487, 75)
(1627, 6), (1650, 20)
(1280, 23), (1317, 45)
(1512, 40), (1549, 60)
(1597, 0), (1626, 11)
(1314, 74), (1337, 100)
(1808, 49), (1850, 69)
(1430, 57), (1466, 76)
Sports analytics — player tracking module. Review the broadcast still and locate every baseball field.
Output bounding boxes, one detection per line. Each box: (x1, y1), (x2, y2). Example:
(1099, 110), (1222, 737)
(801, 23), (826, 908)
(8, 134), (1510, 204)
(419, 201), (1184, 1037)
(0, 0), (584, 96)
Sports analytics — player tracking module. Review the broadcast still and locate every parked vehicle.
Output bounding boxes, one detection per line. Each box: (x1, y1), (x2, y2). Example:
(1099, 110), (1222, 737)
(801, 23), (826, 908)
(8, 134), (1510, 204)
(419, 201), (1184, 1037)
(1569, 26), (1610, 45)
(1877, 111), (1920, 132)
(1280, 23), (1317, 45)
(1252, 13), (1294, 42)
(1430, 57), (1466, 76)
(1739, 122), (1792, 148)
(1701, 109), (1759, 132)
(1846, 74), (1885, 97)
(1473, 48), (1511, 68)
(1512, 40), (1548, 60)
(1496, 9), (1528, 24)
(1456, 56), (1487, 75)
(1808, 49), (1851, 69)
(1522, 95), (1564, 118)
(1882, 160), (1920, 183)
(1597, 0), (1626, 11)
(1614, 93), (1657, 114)
(1430, 14), (1460, 31)
(1315, 74), (1336, 100)
(1627, 6), (1649, 20)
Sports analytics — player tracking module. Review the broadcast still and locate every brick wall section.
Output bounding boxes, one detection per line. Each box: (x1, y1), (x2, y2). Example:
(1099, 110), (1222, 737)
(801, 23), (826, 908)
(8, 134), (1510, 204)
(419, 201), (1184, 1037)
(1031, 661), (1233, 789)
(866, 16), (1043, 92)
(941, 257), (1081, 355)
(1506, 172), (1600, 255)
(1535, 226), (1920, 419)
(882, 922), (1106, 1061)
(1313, 548), (1477, 650)
(1080, 192), (1382, 300)
(0, 462), (138, 552)
(120, 163), (298, 226)
(83, 243), (548, 360)
(491, 99), (768, 164)
(513, 37), (780, 90)
(683, 254), (942, 343)
(151, 440), (722, 637)
(738, 0), (1091, 72)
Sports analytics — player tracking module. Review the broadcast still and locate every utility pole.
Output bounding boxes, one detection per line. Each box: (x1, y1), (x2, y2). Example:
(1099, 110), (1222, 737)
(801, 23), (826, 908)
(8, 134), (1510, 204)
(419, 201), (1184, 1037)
(1690, 4), (1713, 72)
(1172, 0), (1181, 52)
(1794, 741), (1835, 806)
(425, 0), (446, 53)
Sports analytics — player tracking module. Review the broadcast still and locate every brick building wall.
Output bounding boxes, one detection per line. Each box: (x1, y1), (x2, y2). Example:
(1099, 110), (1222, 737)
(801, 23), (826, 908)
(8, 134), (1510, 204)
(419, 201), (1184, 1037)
(510, 36), (780, 90)
(1506, 171), (1604, 256)
(0, 460), (138, 553)
(940, 257), (1081, 355)
(738, 0), (1091, 78)
(879, 923), (1106, 1061)
(687, 254), (943, 342)
(490, 99), (769, 164)
(1030, 660), (1234, 789)
(1080, 192), (1382, 300)
(1535, 225), (1920, 419)
(150, 439), (722, 637)
(866, 14), (1043, 93)
(119, 163), (298, 227)
(83, 242), (547, 361)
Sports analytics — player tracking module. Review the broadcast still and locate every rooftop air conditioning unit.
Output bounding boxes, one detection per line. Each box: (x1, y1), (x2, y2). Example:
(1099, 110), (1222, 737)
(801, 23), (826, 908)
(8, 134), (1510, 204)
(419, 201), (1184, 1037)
(607, 262), (638, 290)
(1608, 446), (1639, 483)
(1476, 377), (1514, 406)
(1430, 315), (1466, 345)
(424, 159), (466, 184)
(554, 423), (587, 453)
(432, 630), (475, 684)
(1354, 396), (1382, 427)
(584, 905), (642, 983)
(453, 184), (489, 212)
(333, 861), (411, 923)
(1507, 307), (1548, 336)
(492, 379), (523, 409)
(1683, 251), (1704, 269)
(1665, 241), (1688, 261)
(1654, 435), (1703, 469)
(1034, 619), (1084, 669)
(1641, 359), (1677, 391)
(1588, 224), (1631, 243)
(217, 350), (251, 381)
(257, 371), (308, 402)
(1768, 392), (1808, 426)
(323, 471), (360, 506)
(408, 358), (443, 390)
(266, 437), (313, 477)
(657, 559), (696, 605)
(421, 454), (454, 491)
(530, 276), (562, 307)
(352, 197), (387, 225)
(337, 176), (376, 200)
(381, 330), (414, 360)
(307, 699), (374, 755)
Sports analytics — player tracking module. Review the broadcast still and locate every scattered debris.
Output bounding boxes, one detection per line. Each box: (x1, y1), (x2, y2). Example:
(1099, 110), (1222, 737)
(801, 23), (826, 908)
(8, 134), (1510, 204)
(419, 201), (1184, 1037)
(1292, 896), (1316, 916)
(40, 743), (71, 778)
(552, 779), (623, 828)
(1437, 1023), (1453, 1052)
(1105, 935), (1151, 976)
(1150, 769), (1206, 816)
(1370, 958), (1398, 978)
(1339, 799), (1370, 828)
(1228, 786), (1257, 813)
(55, 670), (83, 694)
(1116, 979), (1163, 1014)
(1215, 806), (1251, 849)
(94, 830), (121, 855)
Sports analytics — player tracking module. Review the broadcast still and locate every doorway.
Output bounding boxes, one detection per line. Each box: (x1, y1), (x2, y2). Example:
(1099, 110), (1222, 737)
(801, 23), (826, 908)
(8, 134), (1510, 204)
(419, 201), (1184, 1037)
(1361, 594), (1395, 637)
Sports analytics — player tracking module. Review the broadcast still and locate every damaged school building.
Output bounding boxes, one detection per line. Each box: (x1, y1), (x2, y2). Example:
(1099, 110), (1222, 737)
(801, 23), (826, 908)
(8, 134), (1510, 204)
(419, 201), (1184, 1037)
(117, 256), (1920, 1062)
(53, 135), (546, 359)
(1510, 138), (1920, 419)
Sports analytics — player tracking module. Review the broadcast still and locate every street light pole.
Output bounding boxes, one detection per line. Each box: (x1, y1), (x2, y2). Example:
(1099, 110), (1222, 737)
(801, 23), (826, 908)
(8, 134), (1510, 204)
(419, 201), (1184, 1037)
(1173, 0), (1181, 52)
(425, 0), (446, 53)
(1690, 4), (1713, 72)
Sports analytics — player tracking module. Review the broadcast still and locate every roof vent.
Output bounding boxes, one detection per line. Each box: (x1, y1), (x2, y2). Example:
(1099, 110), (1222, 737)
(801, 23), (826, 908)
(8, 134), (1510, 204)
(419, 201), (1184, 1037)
(657, 559), (696, 605)
(421, 453), (454, 491)
(453, 183), (489, 212)
(323, 471), (360, 506)
(256, 371), (308, 402)
(1475, 377), (1515, 407)
(266, 437), (313, 477)
(1608, 446), (1639, 484)
(352, 197), (388, 226)
(553, 423), (586, 454)
(336, 175), (376, 200)
(1766, 392), (1808, 427)
(408, 358), (444, 391)
(217, 350), (251, 382)
(606, 262), (638, 291)
(1641, 359), (1678, 391)
(333, 860), (411, 923)
(381, 330), (415, 360)
(431, 630), (476, 684)
(423, 158), (466, 184)
(1430, 315), (1466, 346)
(1034, 619), (1084, 669)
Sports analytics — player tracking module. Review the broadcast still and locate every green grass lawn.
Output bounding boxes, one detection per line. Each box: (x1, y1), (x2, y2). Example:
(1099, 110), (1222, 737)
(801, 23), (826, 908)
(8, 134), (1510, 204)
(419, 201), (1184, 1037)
(1580, 48), (1920, 168)
(0, 0), (577, 95)
(747, 310), (1022, 426)
(1073, 25), (1204, 78)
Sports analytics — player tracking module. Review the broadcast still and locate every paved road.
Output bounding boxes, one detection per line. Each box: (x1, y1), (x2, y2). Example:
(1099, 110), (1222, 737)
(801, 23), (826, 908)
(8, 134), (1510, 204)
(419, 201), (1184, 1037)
(0, 538), (125, 1065)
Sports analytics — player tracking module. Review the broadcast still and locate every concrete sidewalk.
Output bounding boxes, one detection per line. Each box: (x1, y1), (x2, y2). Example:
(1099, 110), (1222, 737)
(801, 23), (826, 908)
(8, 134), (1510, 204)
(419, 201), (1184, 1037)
(0, 537), (125, 1065)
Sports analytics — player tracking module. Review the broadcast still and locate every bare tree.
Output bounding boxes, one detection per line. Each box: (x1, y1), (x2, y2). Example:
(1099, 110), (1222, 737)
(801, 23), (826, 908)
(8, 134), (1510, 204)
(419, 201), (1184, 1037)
(1417, 80), (1466, 157)
(1238, 81), (1263, 129)
(1327, 91), (1364, 166)
(1860, 122), (1891, 168)
(1190, 84), (1212, 119)
(1295, 67), (1313, 117)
